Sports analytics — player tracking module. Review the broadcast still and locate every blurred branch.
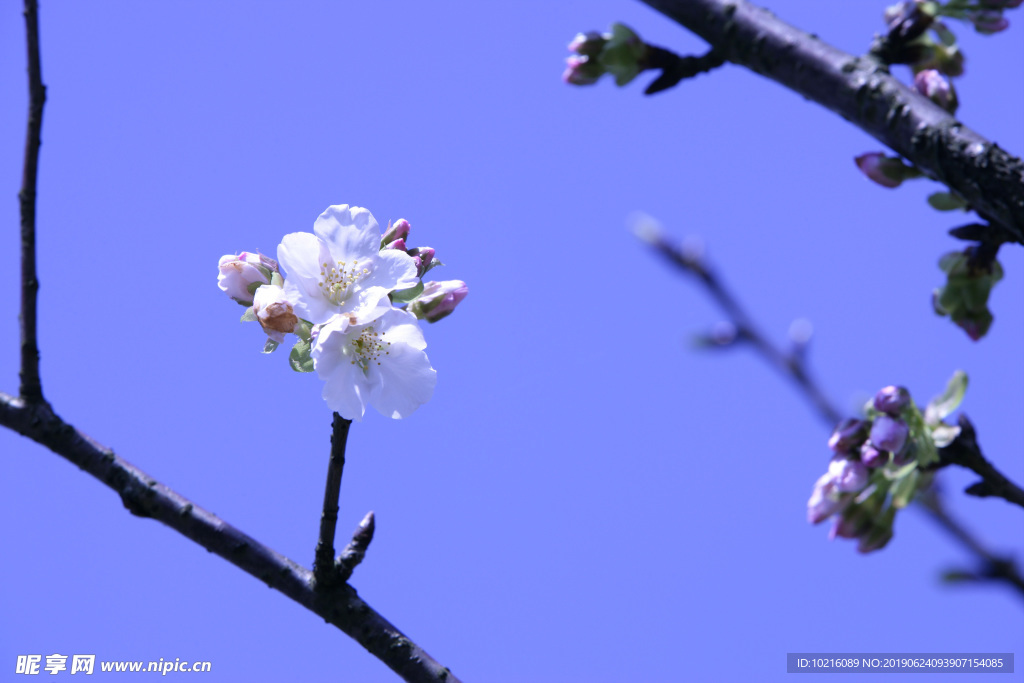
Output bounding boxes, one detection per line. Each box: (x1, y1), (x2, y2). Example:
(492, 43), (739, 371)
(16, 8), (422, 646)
(314, 413), (352, 588)
(0, 394), (460, 683)
(636, 0), (1024, 243)
(18, 0), (47, 404)
(918, 486), (1024, 596)
(643, 232), (842, 426)
(934, 415), (1024, 509)
(640, 228), (1024, 598)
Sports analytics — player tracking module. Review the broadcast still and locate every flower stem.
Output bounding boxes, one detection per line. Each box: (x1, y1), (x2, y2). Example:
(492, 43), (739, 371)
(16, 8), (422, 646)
(19, 0), (47, 405)
(314, 413), (351, 588)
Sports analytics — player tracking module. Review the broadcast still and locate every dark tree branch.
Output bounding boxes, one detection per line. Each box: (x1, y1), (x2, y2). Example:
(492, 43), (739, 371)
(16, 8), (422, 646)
(641, 226), (1024, 598)
(0, 394), (461, 683)
(637, 0), (1024, 243)
(18, 0), (47, 404)
(314, 413), (352, 588)
(935, 415), (1024, 509)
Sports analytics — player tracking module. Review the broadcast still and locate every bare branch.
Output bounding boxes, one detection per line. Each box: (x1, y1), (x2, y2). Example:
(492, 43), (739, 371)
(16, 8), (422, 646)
(0, 394), (461, 683)
(18, 0), (47, 404)
(638, 0), (1024, 243)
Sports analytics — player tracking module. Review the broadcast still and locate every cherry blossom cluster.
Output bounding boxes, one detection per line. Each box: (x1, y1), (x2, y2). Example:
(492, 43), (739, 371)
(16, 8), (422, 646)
(217, 205), (467, 421)
(808, 373), (967, 552)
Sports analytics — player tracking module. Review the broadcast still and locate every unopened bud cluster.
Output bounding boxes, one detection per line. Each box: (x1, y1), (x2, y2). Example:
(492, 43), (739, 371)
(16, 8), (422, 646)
(807, 383), (947, 553)
(933, 247), (1003, 340)
(563, 23), (648, 87)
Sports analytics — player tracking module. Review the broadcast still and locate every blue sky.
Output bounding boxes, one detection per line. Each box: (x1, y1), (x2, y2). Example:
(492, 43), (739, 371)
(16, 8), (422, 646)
(2, 2), (1021, 681)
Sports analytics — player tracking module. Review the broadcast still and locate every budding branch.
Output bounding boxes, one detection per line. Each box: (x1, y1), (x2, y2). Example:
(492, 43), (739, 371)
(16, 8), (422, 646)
(638, 0), (1024, 243)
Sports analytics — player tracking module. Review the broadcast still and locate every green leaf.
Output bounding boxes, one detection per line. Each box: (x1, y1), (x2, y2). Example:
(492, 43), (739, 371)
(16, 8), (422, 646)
(262, 338), (279, 354)
(289, 339), (315, 373)
(390, 281), (424, 304)
(927, 191), (968, 211)
(924, 370), (967, 424)
(241, 307), (258, 322)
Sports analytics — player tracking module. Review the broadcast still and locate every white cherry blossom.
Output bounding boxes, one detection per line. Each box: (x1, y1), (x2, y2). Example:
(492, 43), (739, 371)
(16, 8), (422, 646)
(277, 205), (418, 326)
(312, 308), (436, 421)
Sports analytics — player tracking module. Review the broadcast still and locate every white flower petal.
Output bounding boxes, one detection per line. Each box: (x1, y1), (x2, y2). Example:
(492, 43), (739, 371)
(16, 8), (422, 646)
(362, 249), (419, 293)
(314, 205), (380, 262)
(279, 232), (336, 324)
(321, 362), (372, 421)
(369, 341), (436, 418)
(311, 307), (434, 420)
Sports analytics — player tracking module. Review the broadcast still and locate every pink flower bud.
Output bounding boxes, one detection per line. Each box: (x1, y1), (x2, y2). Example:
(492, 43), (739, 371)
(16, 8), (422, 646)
(407, 246), (435, 278)
(870, 415), (909, 454)
(860, 443), (888, 468)
(382, 219), (411, 246)
(828, 457), (870, 493)
(563, 55), (603, 86)
(252, 285), (299, 343)
(568, 31), (606, 57)
(386, 238), (408, 252)
(855, 153), (910, 188)
(808, 474), (845, 524)
(913, 69), (957, 113)
(971, 9), (1009, 33)
(408, 280), (468, 323)
(828, 418), (869, 454)
(217, 252), (276, 305)
(873, 385), (911, 416)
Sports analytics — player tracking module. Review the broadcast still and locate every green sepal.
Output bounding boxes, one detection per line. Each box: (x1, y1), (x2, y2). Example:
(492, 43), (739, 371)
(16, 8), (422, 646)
(271, 272), (284, 287)
(599, 23), (645, 86)
(262, 338), (279, 354)
(905, 403), (938, 466)
(293, 319), (313, 342)
(891, 468), (920, 508)
(925, 370), (967, 424)
(241, 307), (258, 322)
(391, 281), (425, 304)
(927, 191), (967, 211)
(289, 338), (315, 373)
(422, 257), (444, 275)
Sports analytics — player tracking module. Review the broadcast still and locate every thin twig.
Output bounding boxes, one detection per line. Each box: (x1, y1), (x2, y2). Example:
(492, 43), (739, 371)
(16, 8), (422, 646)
(644, 232), (842, 426)
(643, 46), (726, 95)
(18, 0), (47, 404)
(314, 413), (352, 588)
(641, 227), (1024, 598)
(637, 0), (1024, 243)
(0, 394), (460, 683)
